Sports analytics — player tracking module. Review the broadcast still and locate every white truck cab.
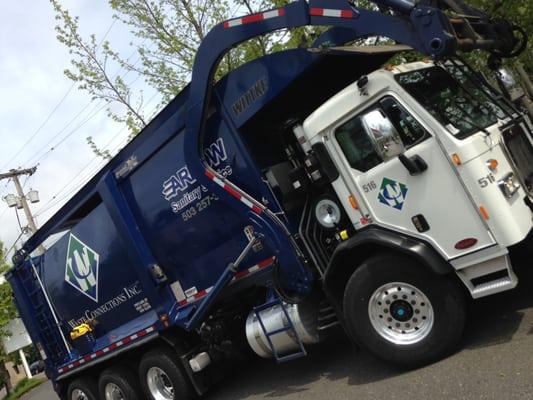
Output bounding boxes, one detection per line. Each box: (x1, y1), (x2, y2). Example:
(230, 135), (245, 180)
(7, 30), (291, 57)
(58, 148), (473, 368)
(302, 60), (533, 299)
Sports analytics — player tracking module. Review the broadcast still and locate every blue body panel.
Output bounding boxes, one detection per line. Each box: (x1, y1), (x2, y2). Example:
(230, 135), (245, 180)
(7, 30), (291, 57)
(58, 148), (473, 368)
(41, 204), (158, 334)
(7, 0), (510, 392)
(8, 47), (343, 381)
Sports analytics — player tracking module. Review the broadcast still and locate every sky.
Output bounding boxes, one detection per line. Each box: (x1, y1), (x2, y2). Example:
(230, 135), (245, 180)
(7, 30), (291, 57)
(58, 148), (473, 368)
(0, 1), (156, 258)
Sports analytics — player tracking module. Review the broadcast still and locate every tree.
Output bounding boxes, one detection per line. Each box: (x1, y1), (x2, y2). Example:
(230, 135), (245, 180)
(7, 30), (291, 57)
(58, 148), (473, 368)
(52, 0), (531, 157)
(465, 0), (532, 73)
(51, 0), (292, 157)
(0, 242), (18, 394)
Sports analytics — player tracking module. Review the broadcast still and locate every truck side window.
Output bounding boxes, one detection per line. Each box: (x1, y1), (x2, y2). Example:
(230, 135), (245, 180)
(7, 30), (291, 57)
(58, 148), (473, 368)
(336, 116), (382, 172)
(336, 97), (428, 172)
(380, 97), (429, 147)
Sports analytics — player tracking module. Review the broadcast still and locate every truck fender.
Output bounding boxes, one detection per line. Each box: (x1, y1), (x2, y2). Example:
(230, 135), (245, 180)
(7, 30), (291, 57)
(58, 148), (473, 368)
(322, 226), (453, 309)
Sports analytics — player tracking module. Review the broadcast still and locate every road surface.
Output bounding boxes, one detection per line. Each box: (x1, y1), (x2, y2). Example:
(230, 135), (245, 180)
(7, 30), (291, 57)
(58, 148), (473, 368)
(23, 264), (533, 400)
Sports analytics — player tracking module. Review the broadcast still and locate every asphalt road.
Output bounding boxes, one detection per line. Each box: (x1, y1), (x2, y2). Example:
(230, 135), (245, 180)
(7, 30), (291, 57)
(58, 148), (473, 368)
(23, 264), (533, 400)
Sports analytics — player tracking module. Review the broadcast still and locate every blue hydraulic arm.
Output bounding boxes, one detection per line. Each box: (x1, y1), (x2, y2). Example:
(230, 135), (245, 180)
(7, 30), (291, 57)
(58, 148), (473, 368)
(185, 234), (261, 330)
(182, 0), (526, 298)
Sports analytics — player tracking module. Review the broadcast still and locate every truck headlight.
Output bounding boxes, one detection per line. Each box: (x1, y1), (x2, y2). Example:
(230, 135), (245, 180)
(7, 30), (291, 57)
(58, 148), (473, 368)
(498, 172), (520, 199)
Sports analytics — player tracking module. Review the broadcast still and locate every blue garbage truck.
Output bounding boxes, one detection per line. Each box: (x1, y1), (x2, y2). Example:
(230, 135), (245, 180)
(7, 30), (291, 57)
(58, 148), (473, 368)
(7, 1), (532, 399)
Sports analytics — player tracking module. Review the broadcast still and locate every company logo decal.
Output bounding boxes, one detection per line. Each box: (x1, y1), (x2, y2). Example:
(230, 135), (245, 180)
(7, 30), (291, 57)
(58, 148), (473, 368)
(232, 77), (268, 117)
(65, 234), (100, 302)
(162, 138), (228, 202)
(378, 177), (408, 210)
(161, 138), (230, 220)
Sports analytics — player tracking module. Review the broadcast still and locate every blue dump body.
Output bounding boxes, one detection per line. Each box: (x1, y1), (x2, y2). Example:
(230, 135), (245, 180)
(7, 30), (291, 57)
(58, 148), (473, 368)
(6, 1), (524, 396)
(7, 45), (389, 382)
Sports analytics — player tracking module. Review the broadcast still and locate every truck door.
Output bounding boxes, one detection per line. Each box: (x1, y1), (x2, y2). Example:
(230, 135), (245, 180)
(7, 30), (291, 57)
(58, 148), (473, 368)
(331, 94), (495, 259)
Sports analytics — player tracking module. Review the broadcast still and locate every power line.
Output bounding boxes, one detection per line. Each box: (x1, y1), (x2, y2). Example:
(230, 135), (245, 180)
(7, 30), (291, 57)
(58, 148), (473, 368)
(34, 126), (128, 217)
(33, 88), (159, 218)
(34, 160), (107, 218)
(0, 180), (10, 200)
(18, 39), (148, 174)
(35, 157), (106, 216)
(21, 55), (147, 169)
(0, 84), (76, 172)
(9, 46), (151, 221)
(21, 100), (98, 167)
(0, 19), (117, 172)
(33, 134), (130, 218)
(31, 102), (109, 167)
(0, 207), (9, 224)
(14, 208), (25, 234)
(34, 167), (102, 217)
(34, 137), (130, 218)
(98, 19), (117, 46)
(0, 231), (26, 266)
(0, 167), (44, 254)
(22, 174), (31, 189)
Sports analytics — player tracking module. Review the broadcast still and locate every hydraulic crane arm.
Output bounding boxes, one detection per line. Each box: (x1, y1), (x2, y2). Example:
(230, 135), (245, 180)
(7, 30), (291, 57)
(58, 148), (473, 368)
(179, 0), (527, 298)
(185, 0), (526, 157)
(184, 0), (526, 204)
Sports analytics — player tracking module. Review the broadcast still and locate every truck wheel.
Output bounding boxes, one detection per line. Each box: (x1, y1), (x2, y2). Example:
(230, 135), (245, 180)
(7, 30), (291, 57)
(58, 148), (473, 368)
(139, 348), (194, 400)
(343, 253), (466, 367)
(67, 377), (99, 400)
(99, 365), (141, 400)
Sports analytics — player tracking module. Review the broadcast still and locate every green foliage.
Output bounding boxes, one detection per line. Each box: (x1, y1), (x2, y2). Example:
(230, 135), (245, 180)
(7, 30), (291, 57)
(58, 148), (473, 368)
(463, 0), (532, 72)
(3, 378), (45, 400)
(0, 243), (10, 275)
(0, 243), (17, 340)
(51, 0), (532, 158)
(50, 0), (336, 144)
(51, 0), (148, 138)
(0, 242), (19, 392)
(51, 0), (298, 155)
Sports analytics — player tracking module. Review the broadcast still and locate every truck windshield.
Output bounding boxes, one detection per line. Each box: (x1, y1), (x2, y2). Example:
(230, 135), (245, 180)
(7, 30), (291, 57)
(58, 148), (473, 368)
(396, 65), (507, 139)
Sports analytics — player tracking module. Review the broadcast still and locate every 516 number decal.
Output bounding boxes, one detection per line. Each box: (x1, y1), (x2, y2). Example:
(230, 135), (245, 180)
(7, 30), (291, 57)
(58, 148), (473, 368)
(362, 181), (378, 193)
(478, 174), (496, 188)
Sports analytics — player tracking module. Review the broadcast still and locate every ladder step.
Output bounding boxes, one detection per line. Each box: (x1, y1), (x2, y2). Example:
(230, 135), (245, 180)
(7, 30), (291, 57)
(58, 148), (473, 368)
(317, 313), (337, 322)
(276, 352), (307, 363)
(266, 326), (295, 337)
(16, 271), (70, 361)
(253, 297), (307, 363)
(317, 321), (340, 331)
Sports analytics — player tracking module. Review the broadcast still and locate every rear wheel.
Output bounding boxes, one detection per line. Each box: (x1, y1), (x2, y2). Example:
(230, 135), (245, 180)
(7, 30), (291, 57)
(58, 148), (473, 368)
(68, 377), (99, 400)
(99, 365), (142, 400)
(139, 348), (194, 400)
(343, 253), (466, 367)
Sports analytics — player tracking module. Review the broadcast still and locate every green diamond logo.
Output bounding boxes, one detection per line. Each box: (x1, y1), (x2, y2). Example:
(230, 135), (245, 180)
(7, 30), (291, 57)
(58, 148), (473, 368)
(65, 234), (100, 302)
(378, 177), (409, 211)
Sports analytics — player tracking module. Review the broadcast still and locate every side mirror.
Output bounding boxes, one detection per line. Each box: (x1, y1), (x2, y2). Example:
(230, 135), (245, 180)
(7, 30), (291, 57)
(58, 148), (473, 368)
(361, 110), (405, 161)
(311, 143), (340, 182)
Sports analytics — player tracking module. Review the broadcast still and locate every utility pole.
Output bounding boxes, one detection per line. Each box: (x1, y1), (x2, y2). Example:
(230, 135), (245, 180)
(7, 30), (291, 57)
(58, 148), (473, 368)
(0, 167), (45, 254)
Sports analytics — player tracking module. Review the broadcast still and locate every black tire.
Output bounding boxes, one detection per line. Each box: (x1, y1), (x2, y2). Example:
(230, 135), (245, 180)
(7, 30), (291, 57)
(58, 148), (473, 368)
(99, 365), (142, 400)
(343, 253), (466, 367)
(139, 348), (194, 400)
(67, 377), (99, 400)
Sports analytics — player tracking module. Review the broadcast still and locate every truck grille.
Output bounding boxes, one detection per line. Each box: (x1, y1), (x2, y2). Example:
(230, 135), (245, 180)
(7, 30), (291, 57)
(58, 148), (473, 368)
(502, 122), (533, 194)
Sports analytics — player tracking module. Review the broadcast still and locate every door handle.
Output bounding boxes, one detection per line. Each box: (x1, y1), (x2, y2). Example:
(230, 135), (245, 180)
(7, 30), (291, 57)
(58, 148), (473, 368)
(399, 154), (428, 176)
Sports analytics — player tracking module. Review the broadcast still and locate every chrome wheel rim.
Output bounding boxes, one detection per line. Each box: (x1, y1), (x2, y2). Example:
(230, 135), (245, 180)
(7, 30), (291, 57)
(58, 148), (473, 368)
(368, 282), (434, 345)
(104, 383), (125, 400)
(72, 389), (89, 400)
(147, 367), (174, 400)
